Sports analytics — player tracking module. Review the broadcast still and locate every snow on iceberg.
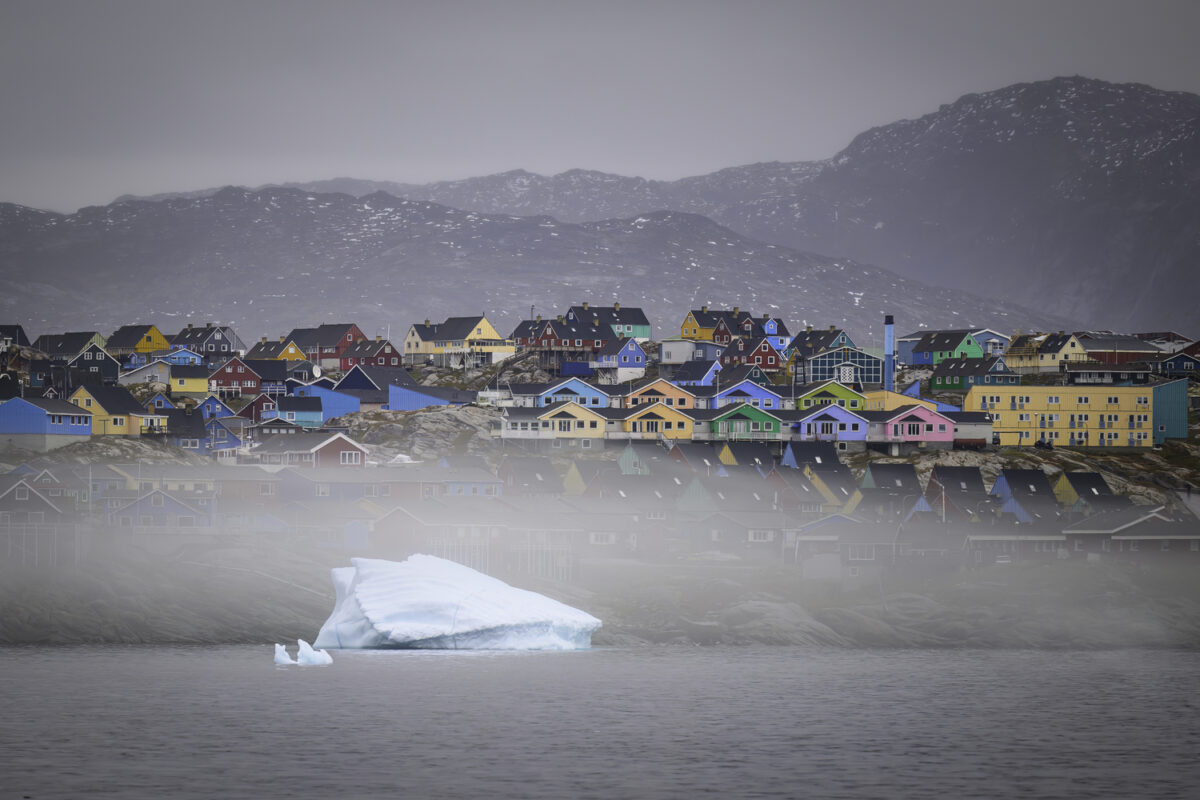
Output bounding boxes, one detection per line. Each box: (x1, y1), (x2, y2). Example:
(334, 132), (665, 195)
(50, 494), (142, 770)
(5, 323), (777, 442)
(296, 638), (333, 666)
(273, 643), (296, 665)
(313, 555), (601, 651)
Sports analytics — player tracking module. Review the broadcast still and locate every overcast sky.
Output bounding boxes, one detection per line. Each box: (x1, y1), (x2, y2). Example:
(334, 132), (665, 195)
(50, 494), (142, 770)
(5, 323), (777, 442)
(3, 0), (1198, 212)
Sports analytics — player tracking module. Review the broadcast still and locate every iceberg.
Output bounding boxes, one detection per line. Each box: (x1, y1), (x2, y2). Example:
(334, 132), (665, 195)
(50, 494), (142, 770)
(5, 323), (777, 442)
(273, 643), (296, 665)
(296, 638), (333, 665)
(313, 555), (601, 650)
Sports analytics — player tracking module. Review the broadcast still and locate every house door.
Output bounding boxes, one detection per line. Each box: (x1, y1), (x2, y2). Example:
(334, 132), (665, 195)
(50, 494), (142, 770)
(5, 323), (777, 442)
(839, 365), (855, 383)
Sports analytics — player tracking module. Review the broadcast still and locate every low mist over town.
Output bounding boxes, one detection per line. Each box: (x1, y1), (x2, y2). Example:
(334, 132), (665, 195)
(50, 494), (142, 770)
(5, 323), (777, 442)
(4, 2), (1200, 798)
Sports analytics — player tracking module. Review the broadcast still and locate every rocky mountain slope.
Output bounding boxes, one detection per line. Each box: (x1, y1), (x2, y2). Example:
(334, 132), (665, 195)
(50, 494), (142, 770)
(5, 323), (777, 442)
(262, 78), (1198, 333)
(0, 187), (1072, 341)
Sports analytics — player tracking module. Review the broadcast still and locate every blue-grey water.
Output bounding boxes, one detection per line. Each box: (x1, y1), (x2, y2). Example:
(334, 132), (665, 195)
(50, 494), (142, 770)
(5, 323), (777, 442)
(2, 645), (1198, 799)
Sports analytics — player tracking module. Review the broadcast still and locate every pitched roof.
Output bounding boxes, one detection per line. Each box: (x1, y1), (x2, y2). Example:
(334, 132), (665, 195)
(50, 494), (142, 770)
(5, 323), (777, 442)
(931, 356), (1011, 379)
(671, 359), (719, 383)
(75, 385), (147, 415)
(568, 304), (650, 327)
(33, 332), (101, 358)
(105, 325), (158, 349)
(912, 330), (974, 353)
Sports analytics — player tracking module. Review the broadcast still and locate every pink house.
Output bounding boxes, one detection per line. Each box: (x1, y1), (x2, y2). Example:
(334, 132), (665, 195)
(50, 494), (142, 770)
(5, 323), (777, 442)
(863, 405), (956, 454)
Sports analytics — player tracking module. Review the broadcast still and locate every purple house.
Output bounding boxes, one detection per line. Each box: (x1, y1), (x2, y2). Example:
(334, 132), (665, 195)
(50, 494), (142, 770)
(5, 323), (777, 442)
(790, 404), (869, 452)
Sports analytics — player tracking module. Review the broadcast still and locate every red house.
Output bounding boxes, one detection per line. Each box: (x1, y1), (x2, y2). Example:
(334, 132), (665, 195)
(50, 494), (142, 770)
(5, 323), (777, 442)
(286, 323), (368, 369)
(339, 337), (401, 371)
(720, 337), (782, 371)
(209, 357), (262, 397)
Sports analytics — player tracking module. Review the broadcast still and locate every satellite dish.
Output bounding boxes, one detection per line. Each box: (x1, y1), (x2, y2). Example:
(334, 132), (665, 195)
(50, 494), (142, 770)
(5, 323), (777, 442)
(312, 365), (322, 377)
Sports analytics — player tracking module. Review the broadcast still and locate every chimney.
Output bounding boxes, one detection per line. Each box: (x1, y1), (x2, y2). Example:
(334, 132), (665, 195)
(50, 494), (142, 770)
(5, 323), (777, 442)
(424, 319), (430, 326)
(762, 313), (769, 321)
(732, 307), (739, 315)
(582, 302), (589, 310)
(261, 337), (267, 344)
(375, 335), (381, 342)
(701, 305), (708, 313)
(884, 313), (895, 392)
(279, 336), (285, 343)
(187, 323), (193, 330)
(536, 315), (542, 322)
(829, 325), (836, 331)
(806, 325), (812, 332)
(614, 302), (620, 311)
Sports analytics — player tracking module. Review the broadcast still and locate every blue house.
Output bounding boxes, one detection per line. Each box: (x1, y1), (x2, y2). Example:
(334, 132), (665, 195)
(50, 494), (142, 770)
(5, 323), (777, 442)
(388, 383), (477, 412)
(198, 395), (236, 420)
(145, 392), (177, 412)
(0, 397), (93, 452)
(295, 385), (363, 423)
(336, 364), (416, 393)
(671, 359), (721, 387)
(262, 396), (324, 428)
(1152, 378), (1189, 445)
(712, 379), (786, 410)
(105, 488), (215, 528)
(595, 338), (645, 367)
(206, 416), (248, 457)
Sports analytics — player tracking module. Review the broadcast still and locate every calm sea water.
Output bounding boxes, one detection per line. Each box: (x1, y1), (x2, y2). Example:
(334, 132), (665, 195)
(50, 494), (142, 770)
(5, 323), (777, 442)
(1, 645), (1198, 799)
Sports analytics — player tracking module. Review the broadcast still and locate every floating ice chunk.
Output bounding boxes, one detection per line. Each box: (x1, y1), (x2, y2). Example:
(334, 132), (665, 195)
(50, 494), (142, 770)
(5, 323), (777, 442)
(273, 643), (296, 665)
(314, 555), (601, 651)
(296, 639), (333, 666)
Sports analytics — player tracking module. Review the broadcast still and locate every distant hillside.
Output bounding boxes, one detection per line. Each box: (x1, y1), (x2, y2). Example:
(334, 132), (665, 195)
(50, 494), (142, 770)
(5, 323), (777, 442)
(257, 78), (1197, 334)
(0, 187), (1072, 342)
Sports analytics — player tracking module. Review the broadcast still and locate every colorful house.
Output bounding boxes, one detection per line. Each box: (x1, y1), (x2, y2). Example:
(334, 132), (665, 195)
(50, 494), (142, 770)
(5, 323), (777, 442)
(69, 385), (165, 436)
(710, 379), (786, 411)
(790, 404), (869, 450)
(806, 346), (884, 387)
(590, 338), (647, 384)
(691, 404), (784, 443)
(719, 337), (784, 372)
(859, 405), (956, 454)
(1004, 332), (1089, 374)
(670, 359), (721, 387)
(794, 381), (866, 412)
(66, 343), (121, 385)
(909, 330), (982, 366)
(965, 385), (1158, 449)
(497, 402), (608, 452)
(566, 302), (652, 342)
(597, 403), (695, 441)
(170, 323), (245, 364)
(261, 396), (324, 428)
(0, 397), (92, 452)
(245, 337), (307, 361)
(105, 325), (170, 358)
(339, 337), (402, 371)
(930, 356), (1019, 391)
(403, 315), (514, 368)
(624, 378), (699, 411)
(284, 323), (367, 369)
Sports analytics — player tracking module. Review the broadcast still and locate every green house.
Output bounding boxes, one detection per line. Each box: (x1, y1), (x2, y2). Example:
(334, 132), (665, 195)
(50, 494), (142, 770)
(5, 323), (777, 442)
(794, 381), (866, 412)
(703, 403), (783, 441)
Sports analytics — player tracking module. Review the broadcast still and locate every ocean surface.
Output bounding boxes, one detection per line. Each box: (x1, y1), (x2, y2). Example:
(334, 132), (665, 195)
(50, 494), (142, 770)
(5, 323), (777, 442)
(2, 645), (1198, 799)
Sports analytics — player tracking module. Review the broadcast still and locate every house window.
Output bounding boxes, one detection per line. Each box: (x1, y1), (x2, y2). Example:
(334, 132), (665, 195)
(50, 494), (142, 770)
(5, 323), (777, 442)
(15, 486), (28, 500)
(152, 494), (164, 507)
(315, 483), (331, 497)
(848, 544), (874, 561)
(259, 483), (276, 496)
(339, 450), (362, 465)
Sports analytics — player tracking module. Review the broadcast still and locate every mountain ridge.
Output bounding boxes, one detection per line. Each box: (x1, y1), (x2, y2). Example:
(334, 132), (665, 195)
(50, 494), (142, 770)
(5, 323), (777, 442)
(0, 186), (1074, 343)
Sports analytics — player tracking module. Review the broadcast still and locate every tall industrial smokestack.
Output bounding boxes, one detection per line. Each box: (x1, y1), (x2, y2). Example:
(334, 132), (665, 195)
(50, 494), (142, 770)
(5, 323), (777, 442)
(884, 314), (895, 392)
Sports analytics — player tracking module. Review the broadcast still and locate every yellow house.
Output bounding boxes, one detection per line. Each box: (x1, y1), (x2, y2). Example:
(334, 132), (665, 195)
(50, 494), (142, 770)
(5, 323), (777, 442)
(246, 337), (306, 361)
(965, 385), (1154, 448)
(678, 306), (742, 341)
(1005, 332), (1090, 374)
(861, 389), (938, 412)
(404, 315), (515, 367)
(105, 325), (169, 357)
(624, 378), (698, 410)
(498, 402), (607, 452)
(169, 365), (211, 398)
(606, 402), (694, 441)
(69, 385), (167, 437)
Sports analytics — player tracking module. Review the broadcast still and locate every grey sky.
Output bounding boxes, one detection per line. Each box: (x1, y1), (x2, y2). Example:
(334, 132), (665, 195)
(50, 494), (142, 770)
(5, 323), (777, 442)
(3, 0), (1198, 212)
